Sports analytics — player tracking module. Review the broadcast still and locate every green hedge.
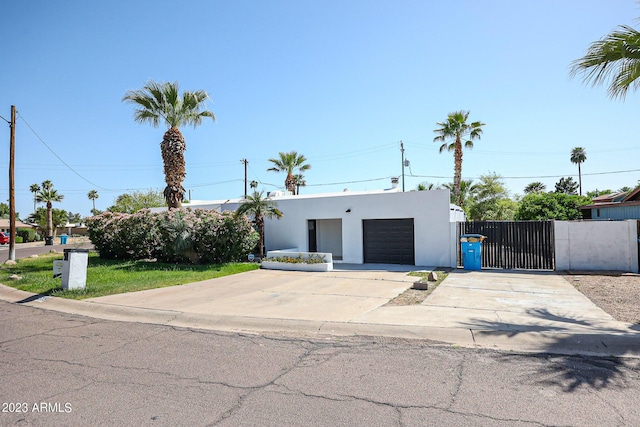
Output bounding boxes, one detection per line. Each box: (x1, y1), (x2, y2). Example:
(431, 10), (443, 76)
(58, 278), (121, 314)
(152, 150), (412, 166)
(86, 209), (258, 264)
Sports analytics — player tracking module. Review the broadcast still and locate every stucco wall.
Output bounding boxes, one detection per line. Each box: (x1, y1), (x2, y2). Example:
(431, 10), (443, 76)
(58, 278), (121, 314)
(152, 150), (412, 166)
(555, 220), (639, 272)
(264, 189), (454, 266)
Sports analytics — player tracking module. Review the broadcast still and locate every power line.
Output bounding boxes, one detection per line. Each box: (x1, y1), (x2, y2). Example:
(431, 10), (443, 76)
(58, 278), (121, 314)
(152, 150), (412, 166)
(409, 167), (640, 181)
(17, 112), (113, 191)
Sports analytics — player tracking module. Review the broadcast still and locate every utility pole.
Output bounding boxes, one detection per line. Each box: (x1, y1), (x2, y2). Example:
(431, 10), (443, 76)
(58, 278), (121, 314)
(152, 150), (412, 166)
(241, 159), (248, 197)
(8, 106), (16, 261)
(400, 141), (405, 192)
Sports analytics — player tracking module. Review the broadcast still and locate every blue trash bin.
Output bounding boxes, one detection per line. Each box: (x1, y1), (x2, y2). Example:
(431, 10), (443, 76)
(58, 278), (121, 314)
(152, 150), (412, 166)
(460, 234), (485, 270)
(60, 234), (68, 245)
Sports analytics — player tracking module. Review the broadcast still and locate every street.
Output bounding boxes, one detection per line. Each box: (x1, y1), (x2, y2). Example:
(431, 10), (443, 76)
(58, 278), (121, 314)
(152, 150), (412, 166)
(1, 301), (639, 426)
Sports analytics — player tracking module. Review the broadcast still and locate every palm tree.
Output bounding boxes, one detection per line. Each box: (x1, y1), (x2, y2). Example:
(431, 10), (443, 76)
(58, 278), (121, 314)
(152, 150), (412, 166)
(267, 151), (311, 195)
(236, 191), (283, 257)
(35, 180), (64, 242)
(433, 111), (484, 206)
(570, 24), (640, 99)
(442, 179), (474, 208)
(87, 190), (99, 212)
(293, 174), (307, 195)
(524, 182), (547, 194)
(29, 183), (40, 213)
(122, 80), (216, 209)
(416, 182), (436, 191)
(570, 147), (587, 196)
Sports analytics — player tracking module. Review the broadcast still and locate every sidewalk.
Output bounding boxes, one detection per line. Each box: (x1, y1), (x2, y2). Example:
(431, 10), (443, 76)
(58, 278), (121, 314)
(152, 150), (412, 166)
(1, 266), (639, 357)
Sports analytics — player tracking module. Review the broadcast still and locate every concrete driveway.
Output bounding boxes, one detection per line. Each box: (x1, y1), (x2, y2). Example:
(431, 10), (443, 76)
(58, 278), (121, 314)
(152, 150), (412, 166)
(2, 264), (639, 356)
(85, 264), (420, 323)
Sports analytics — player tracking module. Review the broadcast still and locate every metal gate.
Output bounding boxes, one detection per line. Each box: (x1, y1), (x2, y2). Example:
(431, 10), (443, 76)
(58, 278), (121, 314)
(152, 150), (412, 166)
(457, 221), (555, 270)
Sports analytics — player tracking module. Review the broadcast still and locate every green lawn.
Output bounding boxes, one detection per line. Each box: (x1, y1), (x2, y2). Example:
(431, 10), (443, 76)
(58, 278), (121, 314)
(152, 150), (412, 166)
(1, 252), (259, 299)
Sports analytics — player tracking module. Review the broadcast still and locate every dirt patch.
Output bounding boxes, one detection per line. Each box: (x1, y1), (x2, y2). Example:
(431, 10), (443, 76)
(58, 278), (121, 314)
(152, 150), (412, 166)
(386, 270), (450, 306)
(564, 273), (640, 325)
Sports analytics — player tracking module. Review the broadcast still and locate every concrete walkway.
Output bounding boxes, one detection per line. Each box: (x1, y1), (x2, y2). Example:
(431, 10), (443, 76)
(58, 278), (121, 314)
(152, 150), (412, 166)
(1, 265), (639, 357)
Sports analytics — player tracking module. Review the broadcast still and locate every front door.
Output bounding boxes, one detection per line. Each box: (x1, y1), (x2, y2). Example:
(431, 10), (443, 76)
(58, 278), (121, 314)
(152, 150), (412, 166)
(308, 220), (317, 252)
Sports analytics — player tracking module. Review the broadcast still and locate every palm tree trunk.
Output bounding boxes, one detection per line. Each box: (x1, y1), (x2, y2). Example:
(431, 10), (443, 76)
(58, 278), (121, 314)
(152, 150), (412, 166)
(578, 163), (582, 196)
(256, 216), (265, 257)
(453, 137), (463, 205)
(285, 173), (296, 195)
(161, 127), (187, 209)
(46, 201), (53, 237)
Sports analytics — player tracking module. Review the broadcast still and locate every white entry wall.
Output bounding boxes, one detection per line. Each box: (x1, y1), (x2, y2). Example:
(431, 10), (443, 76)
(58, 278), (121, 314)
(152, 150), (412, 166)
(555, 220), (639, 272)
(264, 189), (454, 266)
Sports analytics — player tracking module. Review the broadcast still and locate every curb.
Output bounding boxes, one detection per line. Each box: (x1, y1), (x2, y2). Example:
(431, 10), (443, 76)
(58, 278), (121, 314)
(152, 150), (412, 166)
(2, 284), (640, 358)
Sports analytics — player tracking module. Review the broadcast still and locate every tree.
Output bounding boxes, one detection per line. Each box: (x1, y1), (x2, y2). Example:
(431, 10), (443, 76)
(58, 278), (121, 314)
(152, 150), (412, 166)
(433, 111), (484, 206)
(27, 207), (68, 237)
(570, 147), (587, 196)
(467, 173), (515, 220)
(524, 182), (546, 194)
(570, 23), (640, 100)
(416, 182), (437, 191)
(0, 203), (8, 219)
(236, 191), (283, 257)
(555, 177), (579, 195)
(88, 190), (99, 212)
(67, 212), (82, 223)
(267, 151), (311, 195)
(108, 190), (166, 214)
(34, 180), (64, 240)
(586, 188), (613, 198)
(29, 183), (40, 213)
(515, 193), (591, 220)
(441, 179), (475, 209)
(122, 80), (216, 209)
(293, 174), (307, 195)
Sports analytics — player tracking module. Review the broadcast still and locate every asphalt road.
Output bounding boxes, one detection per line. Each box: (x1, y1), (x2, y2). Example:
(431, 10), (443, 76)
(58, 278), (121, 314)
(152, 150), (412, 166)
(0, 241), (94, 260)
(1, 301), (639, 426)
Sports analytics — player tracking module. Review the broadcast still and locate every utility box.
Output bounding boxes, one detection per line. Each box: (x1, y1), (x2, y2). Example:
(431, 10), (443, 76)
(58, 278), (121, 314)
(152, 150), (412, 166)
(62, 249), (89, 290)
(460, 234), (486, 271)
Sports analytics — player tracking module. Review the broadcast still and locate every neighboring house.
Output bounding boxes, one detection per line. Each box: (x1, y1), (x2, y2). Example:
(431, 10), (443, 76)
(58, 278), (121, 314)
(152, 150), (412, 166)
(182, 185), (462, 267)
(580, 188), (640, 220)
(0, 219), (37, 233)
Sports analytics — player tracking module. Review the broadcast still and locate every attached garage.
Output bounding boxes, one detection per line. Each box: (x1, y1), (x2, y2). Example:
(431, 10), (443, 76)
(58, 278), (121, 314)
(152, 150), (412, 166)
(362, 219), (415, 264)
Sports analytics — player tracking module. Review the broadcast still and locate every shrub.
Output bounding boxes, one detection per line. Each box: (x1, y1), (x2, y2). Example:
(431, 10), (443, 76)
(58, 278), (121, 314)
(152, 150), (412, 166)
(86, 209), (258, 264)
(15, 236), (23, 243)
(17, 228), (36, 242)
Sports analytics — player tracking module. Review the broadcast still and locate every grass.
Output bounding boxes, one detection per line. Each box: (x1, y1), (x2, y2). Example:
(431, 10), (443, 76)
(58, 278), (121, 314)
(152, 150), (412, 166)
(386, 269), (450, 306)
(1, 252), (259, 300)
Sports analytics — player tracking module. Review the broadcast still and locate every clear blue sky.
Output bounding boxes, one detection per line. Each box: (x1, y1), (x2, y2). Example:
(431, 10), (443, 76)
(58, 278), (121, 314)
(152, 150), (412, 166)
(2, 0), (639, 218)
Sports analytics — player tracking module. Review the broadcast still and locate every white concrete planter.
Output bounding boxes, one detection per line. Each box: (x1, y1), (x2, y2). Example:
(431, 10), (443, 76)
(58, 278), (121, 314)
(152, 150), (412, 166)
(261, 260), (333, 272)
(262, 250), (333, 272)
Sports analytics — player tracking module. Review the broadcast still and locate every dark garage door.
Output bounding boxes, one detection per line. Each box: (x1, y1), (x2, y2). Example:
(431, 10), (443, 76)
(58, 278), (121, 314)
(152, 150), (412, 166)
(363, 219), (415, 265)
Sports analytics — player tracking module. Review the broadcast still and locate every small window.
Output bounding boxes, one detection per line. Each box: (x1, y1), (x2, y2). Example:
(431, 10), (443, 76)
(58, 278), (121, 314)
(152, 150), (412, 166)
(596, 209), (600, 217)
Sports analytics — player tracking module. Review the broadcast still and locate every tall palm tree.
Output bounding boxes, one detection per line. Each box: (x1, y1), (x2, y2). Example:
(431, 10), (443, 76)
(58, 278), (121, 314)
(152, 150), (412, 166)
(524, 182), (547, 194)
(87, 189), (99, 212)
(570, 24), (640, 100)
(236, 191), (283, 257)
(267, 151), (311, 195)
(35, 180), (64, 241)
(570, 147), (587, 196)
(433, 111), (484, 206)
(29, 183), (40, 213)
(122, 80), (216, 209)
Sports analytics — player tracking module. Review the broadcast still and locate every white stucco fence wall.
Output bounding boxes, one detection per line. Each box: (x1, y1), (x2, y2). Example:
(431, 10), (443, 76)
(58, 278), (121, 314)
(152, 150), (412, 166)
(555, 220), (638, 272)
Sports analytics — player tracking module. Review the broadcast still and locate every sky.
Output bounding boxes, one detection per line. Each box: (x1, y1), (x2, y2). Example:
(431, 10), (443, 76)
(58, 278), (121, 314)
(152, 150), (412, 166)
(2, 0), (640, 218)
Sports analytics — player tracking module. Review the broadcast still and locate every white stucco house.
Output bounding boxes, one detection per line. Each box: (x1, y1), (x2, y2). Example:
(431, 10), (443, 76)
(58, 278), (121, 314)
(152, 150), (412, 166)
(182, 186), (463, 267)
